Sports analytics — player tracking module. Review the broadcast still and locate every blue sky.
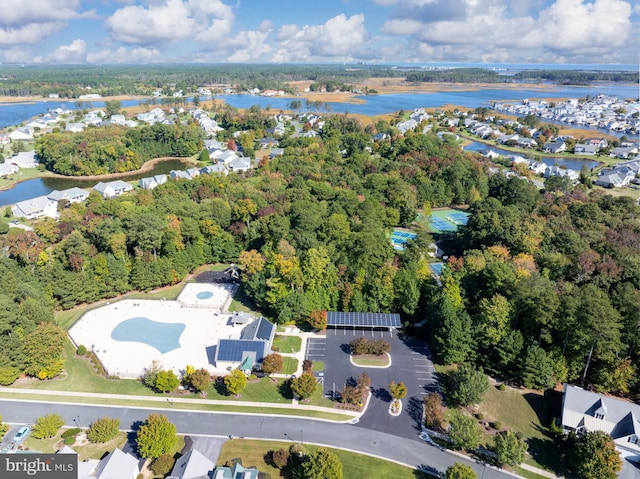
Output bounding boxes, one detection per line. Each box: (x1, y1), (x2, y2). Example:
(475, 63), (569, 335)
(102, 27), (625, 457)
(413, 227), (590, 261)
(1, 0), (638, 65)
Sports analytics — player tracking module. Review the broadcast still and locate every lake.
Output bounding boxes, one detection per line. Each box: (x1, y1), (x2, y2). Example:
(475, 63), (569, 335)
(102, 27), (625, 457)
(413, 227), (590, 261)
(0, 159), (189, 208)
(463, 141), (601, 171)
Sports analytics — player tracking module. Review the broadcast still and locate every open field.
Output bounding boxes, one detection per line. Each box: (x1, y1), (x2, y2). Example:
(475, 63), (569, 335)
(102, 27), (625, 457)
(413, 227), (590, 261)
(217, 439), (429, 479)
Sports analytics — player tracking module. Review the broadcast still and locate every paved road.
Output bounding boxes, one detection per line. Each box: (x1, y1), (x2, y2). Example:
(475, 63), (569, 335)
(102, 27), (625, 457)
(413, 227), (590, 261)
(0, 399), (517, 478)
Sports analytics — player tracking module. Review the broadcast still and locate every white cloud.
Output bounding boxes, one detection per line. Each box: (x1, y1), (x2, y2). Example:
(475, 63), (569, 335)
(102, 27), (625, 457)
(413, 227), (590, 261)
(0, 22), (63, 46)
(86, 47), (161, 64)
(105, 0), (234, 45)
(272, 14), (368, 62)
(42, 39), (88, 63)
(381, 0), (635, 62)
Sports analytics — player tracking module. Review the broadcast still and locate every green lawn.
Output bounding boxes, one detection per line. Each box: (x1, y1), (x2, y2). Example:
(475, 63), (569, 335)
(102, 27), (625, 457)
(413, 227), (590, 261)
(217, 439), (430, 479)
(352, 354), (390, 367)
(273, 335), (302, 353)
(282, 357), (298, 375)
(476, 385), (565, 474)
(228, 285), (259, 313)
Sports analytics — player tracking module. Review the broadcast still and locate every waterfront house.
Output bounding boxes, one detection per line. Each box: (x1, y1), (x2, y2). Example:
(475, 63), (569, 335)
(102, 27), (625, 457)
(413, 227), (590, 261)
(543, 138), (566, 154)
(139, 174), (168, 190)
(93, 180), (133, 199)
(544, 165), (579, 181)
(170, 170), (192, 180)
(561, 384), (640, 462)
(9, 128), (33, 141)
(574, 144), (597, 155)
(611, 146), (639, 159)
(200, 164), (227, 175)
(47, 187), (89, 204)
(0, 134), (9, 144)
(12, 195), (58, 219)
(0, 163), (19, 176)
(185, 167), (201, 179)
(9, 151), (38, 168)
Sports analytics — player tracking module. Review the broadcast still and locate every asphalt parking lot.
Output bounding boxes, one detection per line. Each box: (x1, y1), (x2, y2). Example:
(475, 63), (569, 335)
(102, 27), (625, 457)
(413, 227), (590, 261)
(306, 328), (438, 438)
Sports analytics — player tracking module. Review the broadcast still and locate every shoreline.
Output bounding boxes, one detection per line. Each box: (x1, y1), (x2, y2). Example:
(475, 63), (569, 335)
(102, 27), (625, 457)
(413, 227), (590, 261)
(0, 156), (195, 192)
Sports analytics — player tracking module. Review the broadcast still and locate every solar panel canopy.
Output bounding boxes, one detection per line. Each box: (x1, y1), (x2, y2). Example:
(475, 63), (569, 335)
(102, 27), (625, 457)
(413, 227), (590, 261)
(327, 312), (401, 328)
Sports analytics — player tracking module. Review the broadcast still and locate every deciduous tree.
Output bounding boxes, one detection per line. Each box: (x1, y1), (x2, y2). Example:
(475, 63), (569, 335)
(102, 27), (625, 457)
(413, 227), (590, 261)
(136, 414), (178, 459)
(32, 413), (64, 439)
(87, 417), (120, 443)
(291, 372), (317, 400)
(294, 448), (343, 479)
(445, 462), (477, 479)
(449, 410), (481, 451)
(262, 353), (284, 376)
(571, 431), (622, 479)
(224, 369), (247, 396)
(493, 430), (528, 466)
(445, 364), (489, 407)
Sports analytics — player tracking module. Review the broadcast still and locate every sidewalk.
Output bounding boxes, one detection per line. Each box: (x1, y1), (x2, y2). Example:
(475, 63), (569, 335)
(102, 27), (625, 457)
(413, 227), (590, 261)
(519, 463), (564, 479)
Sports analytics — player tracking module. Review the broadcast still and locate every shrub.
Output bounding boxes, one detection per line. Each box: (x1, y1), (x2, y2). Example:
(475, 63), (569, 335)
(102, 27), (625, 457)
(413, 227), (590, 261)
(492, 421), (503, 430)
(151, 454), (175, 476)
(0, 366), (21, 386)
(61, 428), (81, 438)
(302, 359), (313, 372)
(475, 412), (484, 420)
(63, 436), (75, 445)
(497, 383), (506, 391)
(289, 443), (305, 456)
(272, 448), (290, 469)
(32, 413), (64, 439)
(76, 345), (87, 356)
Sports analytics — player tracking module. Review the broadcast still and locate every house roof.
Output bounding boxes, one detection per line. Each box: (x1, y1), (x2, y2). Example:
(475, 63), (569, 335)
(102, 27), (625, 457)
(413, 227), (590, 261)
(213, 462), (259, 479)
(95, 448), (139, 479)
(13, 196), (52, 216)
(241, 317), (275, 342)
(562, 384), (640, 445)
(171, 448), (214, 479)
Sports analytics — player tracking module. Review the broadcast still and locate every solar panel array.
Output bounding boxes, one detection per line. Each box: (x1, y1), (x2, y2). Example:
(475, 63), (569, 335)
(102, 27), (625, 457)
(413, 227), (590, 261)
(327, 312), (402, 328)
(217, 339), (266, 362)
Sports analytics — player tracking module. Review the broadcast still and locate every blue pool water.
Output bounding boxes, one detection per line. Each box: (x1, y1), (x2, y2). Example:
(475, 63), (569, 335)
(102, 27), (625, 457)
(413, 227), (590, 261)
(196, 291), (214, 300)
(111, 317), (185, 354)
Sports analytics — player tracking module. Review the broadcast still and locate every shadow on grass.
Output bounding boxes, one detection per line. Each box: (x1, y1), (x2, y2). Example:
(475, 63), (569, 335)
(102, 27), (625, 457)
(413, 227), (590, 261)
(279, 379), (294, 400)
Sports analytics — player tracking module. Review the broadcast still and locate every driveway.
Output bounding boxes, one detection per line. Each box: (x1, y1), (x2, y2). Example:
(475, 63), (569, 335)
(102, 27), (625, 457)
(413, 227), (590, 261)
(306, 328), (439, 438)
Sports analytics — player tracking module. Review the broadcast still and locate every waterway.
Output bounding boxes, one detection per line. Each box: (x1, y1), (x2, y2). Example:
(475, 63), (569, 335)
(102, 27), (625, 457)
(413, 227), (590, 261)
(463, 141), (601, 171)
(0, 159), (188, 208)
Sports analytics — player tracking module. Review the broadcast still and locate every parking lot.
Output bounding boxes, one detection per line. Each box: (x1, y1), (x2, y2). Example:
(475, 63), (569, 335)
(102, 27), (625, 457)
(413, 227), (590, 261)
(306, 328), (438, 438)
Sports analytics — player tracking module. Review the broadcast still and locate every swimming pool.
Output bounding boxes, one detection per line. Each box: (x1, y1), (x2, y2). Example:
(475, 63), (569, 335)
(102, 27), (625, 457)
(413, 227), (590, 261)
(111, 317), (185, 354)
(196, 291), (214, 300)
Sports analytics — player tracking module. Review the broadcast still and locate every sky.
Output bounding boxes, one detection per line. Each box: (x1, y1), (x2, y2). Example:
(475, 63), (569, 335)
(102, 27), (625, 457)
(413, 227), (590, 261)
(0, 0), (638, 65)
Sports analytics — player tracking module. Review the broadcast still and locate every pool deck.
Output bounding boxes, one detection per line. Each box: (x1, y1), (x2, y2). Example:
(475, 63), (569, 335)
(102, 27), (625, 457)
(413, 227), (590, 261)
(69, 283), (242, 378)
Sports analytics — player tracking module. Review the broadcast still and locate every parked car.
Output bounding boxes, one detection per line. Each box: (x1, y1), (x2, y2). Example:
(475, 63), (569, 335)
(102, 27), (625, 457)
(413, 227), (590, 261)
(12, 426), (30, 445)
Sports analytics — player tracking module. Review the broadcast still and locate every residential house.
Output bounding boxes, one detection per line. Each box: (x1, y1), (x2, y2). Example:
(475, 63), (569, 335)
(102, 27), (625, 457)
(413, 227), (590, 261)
(200, 164), (227, 175)
(168, 448), (214, 479)
(8, 128), (33, 141)
(0, 134), (9, 144)
(611, 146), (639, 159)
(9, 151), (38, 168)
(269, 148), (285, 159)
(170, 170), (192, 181)
(93, 180), (133, 199)
(47, 187), (89, 204)
(213, 463), (259, 479)
(544, 165), (579, 181)
(214, 317), (275, 371)
(0, 163), (19, 177)
(66, 123), (85, 133)
(139, 174), (168, 190)
(227, 156), (252, 173)
(561, 384), (640, 462)
(94, 448), (140, 479)
(185, 167), (201, 179)
(256, 137), (278, 149)
(594, 171), (634, 188)
(543, 138), (566, 154)
(516, 138), (537, 149)
(12, 196), (58, 219)
(585, 137), (609, 148)
(574, 144), (597, 155)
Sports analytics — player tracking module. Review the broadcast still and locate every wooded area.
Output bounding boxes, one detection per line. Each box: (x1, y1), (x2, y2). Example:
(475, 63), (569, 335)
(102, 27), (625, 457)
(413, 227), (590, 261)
(0, 108), (638, 402)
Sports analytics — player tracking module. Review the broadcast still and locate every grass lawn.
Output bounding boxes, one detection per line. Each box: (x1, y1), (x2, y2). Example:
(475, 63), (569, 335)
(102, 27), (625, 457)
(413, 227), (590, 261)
(73, 432), (129, 461)
(352, 354), (390, 367)
(228, 285), (259, 313)
(311, 361), (324, 372)
(476, 385), (566, 475)
(126, 283), (184, 300)
(217, 439), (430, 479)
(273, 335), (302, 353)
(282, 357), (298, 375)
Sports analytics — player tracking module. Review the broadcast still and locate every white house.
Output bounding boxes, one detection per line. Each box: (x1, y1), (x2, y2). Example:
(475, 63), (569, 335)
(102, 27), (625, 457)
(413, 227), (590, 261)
(94, 448), (140, 479)
(47, 187), (90, 204)
(561, 384), (640, 462)
(139, 174), (168, 190)
(93, 180), (133, 199)
(8, 128), (33, 141)
(12, 195), (58, 219)
(9, 151), (38, 168)
(0, 163), (19, 177)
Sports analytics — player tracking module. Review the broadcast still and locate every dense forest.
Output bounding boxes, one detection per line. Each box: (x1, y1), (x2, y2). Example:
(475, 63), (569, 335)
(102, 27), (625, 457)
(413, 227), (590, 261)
(34, 123), (204, 175)
(0, 109), (638, 402)
(513, 69), (639, 85)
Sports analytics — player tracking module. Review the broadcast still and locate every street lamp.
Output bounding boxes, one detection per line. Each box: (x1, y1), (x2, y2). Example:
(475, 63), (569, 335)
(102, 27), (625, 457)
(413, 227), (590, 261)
(73, 416), (82, 429)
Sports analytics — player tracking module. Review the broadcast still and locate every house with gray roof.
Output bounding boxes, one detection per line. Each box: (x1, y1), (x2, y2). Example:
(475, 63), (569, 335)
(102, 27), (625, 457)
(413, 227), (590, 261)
(214, 317), (275, 371)
(543, 138), (566, 154)
(93, 180), (133, 199)
(213, 462), (259, 479)
(12, 195), (58, 219)
(574, 144), (597, 155)
(0, 163), (19, 177)
(47, 187), (89, 204)
(170, 170), (192, 180)
(200, 164), (227, 175)
(227, 156), (252, 173)
(168, 448), (214, 479)
(561, 384), (640, 462)
(140, 174), (168, 190)
(94, 448), (140, 479)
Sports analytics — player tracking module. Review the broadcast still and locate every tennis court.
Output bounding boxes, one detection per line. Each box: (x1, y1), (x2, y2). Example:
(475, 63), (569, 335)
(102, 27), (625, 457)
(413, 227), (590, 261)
(446, 211), (470, 225)
(426, 209), (470, 233)
(391, 230), (417, 250)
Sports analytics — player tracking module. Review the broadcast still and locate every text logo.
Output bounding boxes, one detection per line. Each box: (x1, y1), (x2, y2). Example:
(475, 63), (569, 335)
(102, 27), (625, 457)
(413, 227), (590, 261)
(2, 454), (76, 478)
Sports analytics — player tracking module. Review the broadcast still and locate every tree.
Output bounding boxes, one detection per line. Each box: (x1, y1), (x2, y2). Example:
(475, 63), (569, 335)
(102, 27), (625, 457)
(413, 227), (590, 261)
(388, 381), (408, 400)
(445, 364), (490, 407)
(155, 370), (180, 393)
(142, 360), (163, 389)
(448, 410), (481, 451)
(22, 322), (67, 378)
(308, 310), (327, 330)
(104, 99), (122, 117)
(262, 353), (284, 375)
(87, 417), (120, 443)
(136, 414), (178, 459)
(272, 448), (290, 469)
(189, 368), (211, 393)
(291, 372), (317, 400)
(571, 431), (622, 479)
(445, 462), (477, 479)
(294, 448), (343, 479)
(493, 430), (528, 466)
(0, 415), (9, 437)
(424, 393), (446, 431)
(521, 344), (554, 390)
(32, 413), (64, 439)
(151, 454), (175, 477)
(224, 369), (247, 396)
